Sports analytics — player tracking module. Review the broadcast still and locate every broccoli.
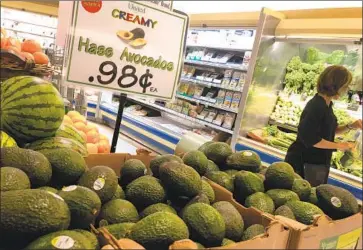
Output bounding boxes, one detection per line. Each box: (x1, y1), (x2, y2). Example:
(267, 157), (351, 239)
(326, 50), (345, 65)
(286, 56), (302, 72)
(343, 49), (359, 67)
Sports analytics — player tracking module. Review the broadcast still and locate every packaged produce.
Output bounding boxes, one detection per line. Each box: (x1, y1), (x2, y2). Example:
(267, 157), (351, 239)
(222, 113), (236, 129)
(223, 91), (233, 108)
(213, 112), (225, 126)
(230, 92), (242, 109)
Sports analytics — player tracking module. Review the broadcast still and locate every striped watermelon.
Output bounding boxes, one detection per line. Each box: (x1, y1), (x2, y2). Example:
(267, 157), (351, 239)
(55, 123), (86, 147)
(0, 76), (65, 143)
(0, 131), (18, 147)
(26, 137), (88, 156)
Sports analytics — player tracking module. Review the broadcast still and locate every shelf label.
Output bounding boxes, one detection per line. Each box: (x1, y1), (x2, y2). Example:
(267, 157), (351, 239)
(64, 1), (187, 100)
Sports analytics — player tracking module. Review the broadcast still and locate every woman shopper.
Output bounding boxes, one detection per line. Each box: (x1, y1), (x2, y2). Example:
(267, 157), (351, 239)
(285, 65), (362, 186)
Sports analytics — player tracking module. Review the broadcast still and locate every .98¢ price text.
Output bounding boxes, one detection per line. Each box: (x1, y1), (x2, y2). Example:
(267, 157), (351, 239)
(88, 61), (157, 93)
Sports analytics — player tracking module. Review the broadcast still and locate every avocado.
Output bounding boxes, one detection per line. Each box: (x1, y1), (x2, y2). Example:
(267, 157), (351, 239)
(58, 185), (102, 229)
(292, 179), (311, 201)
(129, 38), (147, 49)
(274, 205), (296, 220)
(316, 184), (359, 220)
(256, 173), (265, 181)
(205, 171), (234, 192)
(99, 222), (135, 242)
(294, 172), (303, 180)
(182, 203), (225, 247)
(204, 142), (233, 165)
(25, 230), (93, 250)
(97, 199), (139, 225)
(78, 166), (118, 204)
(226, 150), (261, 173)
(73, 229), (100, 250)
(285, 200), (324, 225)
(198, 141), (214, 154)
(212, 201), (244, 242)
(182, 150), (209, 175)
(126, 176), (166, 210)
(0, 147), (52, 187)
(241, 224), (265, 241)
(168, 195), (192, 213)
(205, 160), (220, 173)
(169, 239), (199, 249)
(245, 192), (275, 214)
(140, 203), (177, 218)
(308, 187), (318, 205)
(0, 167), (30, 191)
(223, 169), (239, 180)
(221, 238), (235, 246)
(41, 148), (87, 186)
(159, 162), (202, 198)
(259, 166), (268, 175)
(266, 189), (300, 208)
(111, 185), (125, 200)
(119, 159), (147, 187)
(37, 186), (58, 194)
(180, 194), (210, 218)
(233, 171), (264, 204)
(117, 28), (145, 42)
(150, 154), (182, 178)
(130, 212), (189, 250)
(264, 162), (295, 190)
(201, 179), (215, 203)
(0, 189), (70, 248)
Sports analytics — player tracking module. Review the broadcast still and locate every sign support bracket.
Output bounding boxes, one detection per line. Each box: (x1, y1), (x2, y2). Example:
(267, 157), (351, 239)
(110, 93), (127, 153)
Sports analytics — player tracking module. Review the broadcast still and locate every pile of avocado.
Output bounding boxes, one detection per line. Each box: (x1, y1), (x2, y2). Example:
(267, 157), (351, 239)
(0, 141), (360, 249)
(196, 142), (359, 226)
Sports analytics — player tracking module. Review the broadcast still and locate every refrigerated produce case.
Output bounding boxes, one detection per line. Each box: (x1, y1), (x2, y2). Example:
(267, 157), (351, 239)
(237, 9), (363, 199)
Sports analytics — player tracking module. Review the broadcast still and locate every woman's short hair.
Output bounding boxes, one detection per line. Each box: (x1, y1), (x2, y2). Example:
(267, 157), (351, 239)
(317, 65), (352, 96)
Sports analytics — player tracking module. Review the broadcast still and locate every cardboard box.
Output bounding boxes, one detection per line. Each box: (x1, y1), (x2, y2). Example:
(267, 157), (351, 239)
(205, 178), (290, 249)
(85, 153), (290, 249)
(202, 173), (363, 250)
(276, 211), (363, 249)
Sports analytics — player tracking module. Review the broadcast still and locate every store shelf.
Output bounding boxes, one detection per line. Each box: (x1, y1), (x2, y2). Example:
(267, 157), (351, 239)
(184, 59), (247, 71)
(1, 17), (57, 29)
(176, 94), (239, 113)
(187, 44), (252, 52)
(269, 119), (298, 132)
(180, 76), (243, 92)
(5, 28), (55, 39)
(127, 96), (234, 134)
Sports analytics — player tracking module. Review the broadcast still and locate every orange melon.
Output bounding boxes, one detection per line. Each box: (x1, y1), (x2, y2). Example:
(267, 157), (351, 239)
(63, 115), (73, 125)
(33, 52), (49, 65)
(6, 37), (21, 51)
(87, 130), (100, 144)
(84, 123), (98, 133)
(74, 122), (86, 132)
(21, 39), (42, 54)
(87, 143), (98, 154)
(67, 110), (81, 118)
(97, 140), (111, 154)
(72, 115), (87, 125)
(21, 52), (35, 62)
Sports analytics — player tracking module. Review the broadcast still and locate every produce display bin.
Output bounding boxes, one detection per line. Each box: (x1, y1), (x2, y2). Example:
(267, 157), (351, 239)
(276, 210), (363, 249)
(84, 153), (290, 249)
(205, 177), (363, 250)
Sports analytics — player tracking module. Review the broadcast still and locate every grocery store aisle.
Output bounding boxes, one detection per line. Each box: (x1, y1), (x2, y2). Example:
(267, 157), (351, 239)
(89, 121), (158, 155)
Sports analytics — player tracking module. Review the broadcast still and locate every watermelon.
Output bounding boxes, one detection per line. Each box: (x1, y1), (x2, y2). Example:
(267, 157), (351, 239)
(26, 137), (88, 156)
(0, 131), (18, 148)
(55, 123), (86, 147)
(0, 76), (65, 142)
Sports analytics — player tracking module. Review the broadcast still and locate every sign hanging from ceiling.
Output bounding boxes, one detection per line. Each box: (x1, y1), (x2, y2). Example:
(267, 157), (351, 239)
(64, 1), (187, 100)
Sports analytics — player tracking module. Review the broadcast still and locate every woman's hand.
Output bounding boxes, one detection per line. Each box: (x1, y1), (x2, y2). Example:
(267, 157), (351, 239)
(350, 119), (362, 130)
(337, 142), (355, 151)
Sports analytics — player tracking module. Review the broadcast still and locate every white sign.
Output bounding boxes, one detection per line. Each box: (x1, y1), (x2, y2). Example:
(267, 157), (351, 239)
(139, 1), (173, 11)
(64, 1), (187, 100)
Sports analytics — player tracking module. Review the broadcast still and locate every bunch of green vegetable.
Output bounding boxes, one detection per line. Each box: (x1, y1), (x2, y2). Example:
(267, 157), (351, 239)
(262, 125), (297, 152)
(333, 108), (353, 126)
(270, 97), (302, 126)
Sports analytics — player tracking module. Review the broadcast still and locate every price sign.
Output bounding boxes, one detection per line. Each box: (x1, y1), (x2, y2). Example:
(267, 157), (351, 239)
(64, 1), (187, 100)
